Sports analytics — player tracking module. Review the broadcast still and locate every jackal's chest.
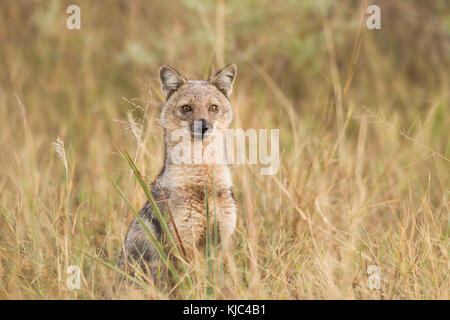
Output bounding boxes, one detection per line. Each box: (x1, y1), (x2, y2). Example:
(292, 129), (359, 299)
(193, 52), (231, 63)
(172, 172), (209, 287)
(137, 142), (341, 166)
(159, 166), (236, 253)
(169, 184), (235, 219)
(167, 186), (236, 255)
(161, 164), (233, 208)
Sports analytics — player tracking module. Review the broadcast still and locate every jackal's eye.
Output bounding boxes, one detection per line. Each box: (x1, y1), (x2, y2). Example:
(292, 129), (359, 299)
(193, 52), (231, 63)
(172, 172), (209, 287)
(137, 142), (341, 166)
(181, 105), (192, 112)
(209, 104), (218, 112)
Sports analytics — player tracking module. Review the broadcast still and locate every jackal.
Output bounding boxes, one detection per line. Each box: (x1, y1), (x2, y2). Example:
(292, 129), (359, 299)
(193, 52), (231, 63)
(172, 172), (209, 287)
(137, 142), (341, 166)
(121, 64), (238, 278)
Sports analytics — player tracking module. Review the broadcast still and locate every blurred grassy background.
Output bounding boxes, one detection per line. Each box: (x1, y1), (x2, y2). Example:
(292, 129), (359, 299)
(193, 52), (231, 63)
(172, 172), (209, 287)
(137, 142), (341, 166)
(0, 0), (448, 299)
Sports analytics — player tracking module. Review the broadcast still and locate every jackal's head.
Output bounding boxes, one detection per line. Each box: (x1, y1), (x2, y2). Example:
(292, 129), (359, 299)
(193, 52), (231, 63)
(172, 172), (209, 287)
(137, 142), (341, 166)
(159, 64), (237, 140)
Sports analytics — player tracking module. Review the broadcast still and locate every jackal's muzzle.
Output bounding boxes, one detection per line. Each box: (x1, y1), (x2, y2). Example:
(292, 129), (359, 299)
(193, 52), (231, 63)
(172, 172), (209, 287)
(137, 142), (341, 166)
(190, 119), (212, 140)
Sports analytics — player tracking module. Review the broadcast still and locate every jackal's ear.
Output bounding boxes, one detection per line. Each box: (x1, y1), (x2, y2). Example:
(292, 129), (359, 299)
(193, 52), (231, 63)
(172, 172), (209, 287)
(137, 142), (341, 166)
(208, 64), (237, 97)
(159, 65), (187, 99)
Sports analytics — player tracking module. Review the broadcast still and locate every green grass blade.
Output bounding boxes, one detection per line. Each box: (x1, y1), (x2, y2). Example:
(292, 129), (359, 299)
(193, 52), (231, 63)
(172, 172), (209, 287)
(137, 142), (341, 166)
(81, 249), (150, 289)
(211, 172), (222, 283)
(120, 152), (193, 291)
(107, 174), (188, 294)
(205, 180), (214, 298)
(122, 152), (180, 256)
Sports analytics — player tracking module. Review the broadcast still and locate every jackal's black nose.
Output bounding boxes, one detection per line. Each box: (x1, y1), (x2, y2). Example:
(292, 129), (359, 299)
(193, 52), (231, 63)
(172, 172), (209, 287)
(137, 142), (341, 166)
(190, 119), (212, 139)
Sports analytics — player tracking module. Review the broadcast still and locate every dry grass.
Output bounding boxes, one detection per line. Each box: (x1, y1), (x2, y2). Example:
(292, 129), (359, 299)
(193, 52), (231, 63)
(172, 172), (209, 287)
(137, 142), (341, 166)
(0, 0), (448, 299)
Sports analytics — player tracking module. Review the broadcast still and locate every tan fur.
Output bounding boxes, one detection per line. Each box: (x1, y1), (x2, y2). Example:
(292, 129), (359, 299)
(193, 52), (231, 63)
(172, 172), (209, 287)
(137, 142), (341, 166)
(121, 64), (238, 277)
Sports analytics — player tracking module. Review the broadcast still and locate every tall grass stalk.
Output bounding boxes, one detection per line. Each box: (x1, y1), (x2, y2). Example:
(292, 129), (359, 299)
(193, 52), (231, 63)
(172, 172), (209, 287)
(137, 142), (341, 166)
(121, 151), (194, 294)
(204, 180), (213, 298)
(108, 175), (188, 294)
